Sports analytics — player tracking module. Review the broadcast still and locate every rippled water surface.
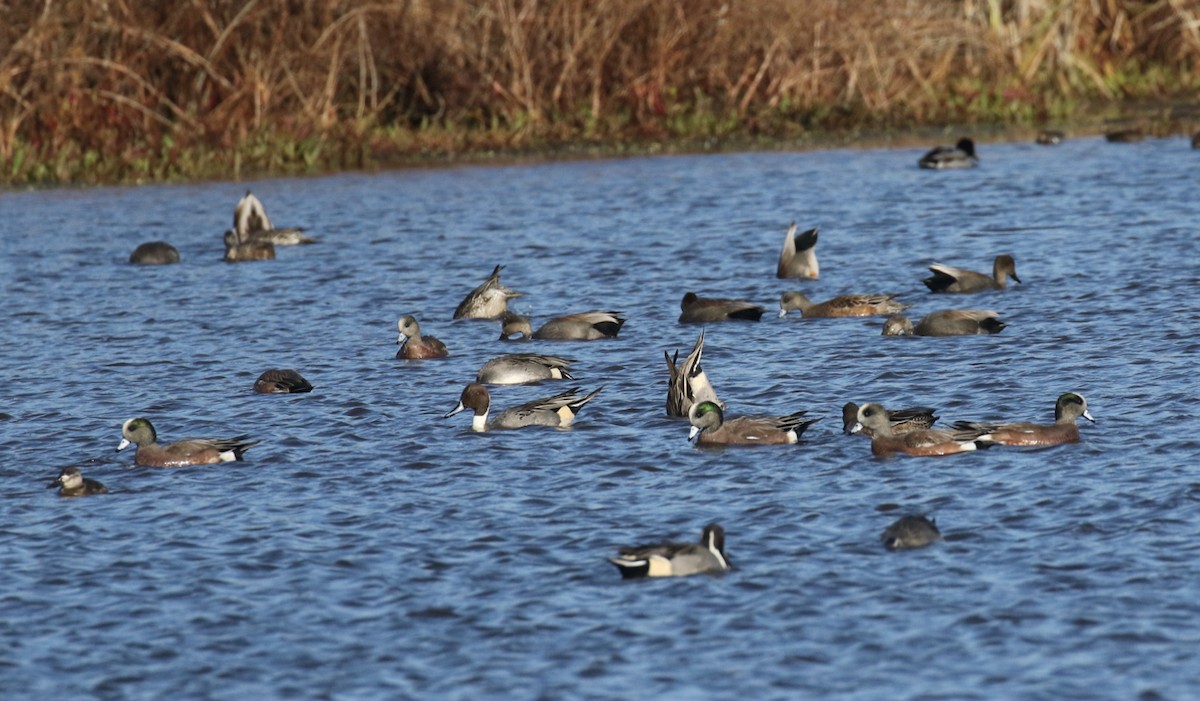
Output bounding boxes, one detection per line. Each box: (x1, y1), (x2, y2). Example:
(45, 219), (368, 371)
(3, 136), (1199, 700)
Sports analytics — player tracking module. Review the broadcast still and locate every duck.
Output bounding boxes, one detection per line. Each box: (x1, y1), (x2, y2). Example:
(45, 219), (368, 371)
(253, 369), (313, 394)
(882, 310), (1007, 337)
(444, 383), (602, 431)
(918, 137), (978, 169)
(453, 265), (523, 320)
(776, 222), (819, 279)
(841, 402), (938, 436)
(475, 353), (574, 385)
(129, 241), (180, 265)
(117, 417), (259, 467)
(688, 400), (817, 446)
(850, 403), (990, 457)
(665, 329), (722, 418)
(950, 392), (1095, 447)
(1105, 129), (1144, 143)
(609, 523), (731, 578)
(881, 515), (942, 550)
(678, 292), (763, 323)
(1036, 130), (1064, 145)
(396, 315), (449, 359)
(223, 229), (275, 262)
(499, 311), (626, 341)
(923, 255), (1020, 293)
(1192, 131), (1200, 149)
(779, 292), (909, 318)
(229, 191), (315, 245)
(47, 467), (108, 497)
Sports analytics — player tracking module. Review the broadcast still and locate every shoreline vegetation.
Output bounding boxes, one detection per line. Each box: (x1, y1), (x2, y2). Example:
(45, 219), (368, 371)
(3, 0), (1199, 186)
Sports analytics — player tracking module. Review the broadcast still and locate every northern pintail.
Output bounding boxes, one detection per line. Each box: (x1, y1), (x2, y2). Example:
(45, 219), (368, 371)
(229, 191), (315, 245)
(609, 523), (731, 578)
(453, 265), (522, 320)
(476, 353), (574, 385)
(918, 137), (978, 169)
(665, 329), (722, 418)
(117, 417), (259, 467)
(444, 383), (602, 431)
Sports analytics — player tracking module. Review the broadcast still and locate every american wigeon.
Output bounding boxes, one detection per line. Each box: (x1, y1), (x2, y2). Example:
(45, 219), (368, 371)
(918, 137), (978, 169)
(396, 315), (449, 359)
(230, 191), (315, 245)
(688, 400), (817, 446)
(609, 523), (730, 578)
(501, 311), (626, 341)
(678, 292), (764, 323)
(923, 255), (1020, 293)
(841, 402), (938, 436)
(882, 515), (941, 550)
(851, 403), (989, 457)
(453, 265), (523, 320)
(476, 353), (574, 385)
(882, 310), (1007, 337)
(117, 417), (259, 467)
(779, 292), (909, 318)
(1036, 130), (1064, 145)
(223, 230), (275, 262)
(665, 329), (722, 418)
(129, 241), (180, 265)
(253, 369), (313, 394)
(444, 383), (602, 431)
(1105, 129), (1144, 143)
(47, 467), (108, 497)
(951, 392), (1095, 447)
(776, 222), (819, 279)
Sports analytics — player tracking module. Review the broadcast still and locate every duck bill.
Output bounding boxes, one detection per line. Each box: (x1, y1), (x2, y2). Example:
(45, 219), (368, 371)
(1011, 273), (1022, 284)
(687, 425), (702, 442)
(848, 422), (864, 435)
(1083, 410), (1095, 423)
(46, 478), (62, 489)
(444, 402), (466, 419)
(116, 438), (131, 452)
(777, 308), (788, 318)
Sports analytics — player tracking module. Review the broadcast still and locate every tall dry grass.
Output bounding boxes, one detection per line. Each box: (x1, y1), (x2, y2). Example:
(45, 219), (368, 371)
(2, 0), (1198, 183)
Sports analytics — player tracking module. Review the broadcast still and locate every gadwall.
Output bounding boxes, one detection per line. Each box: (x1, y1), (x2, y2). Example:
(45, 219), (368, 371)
(779, 292), (909, 318)
(882, 310), (1007, 337)
(117, 417), (259, 467)
(665, 329), (722, 418)
(923, 255), (1020, 293)
(841, 402), (938, 436)
(229, 191), (315, 245)
(678, 292), (764, 323)
(688, 400), (817, 446)
(223, 229), (275, 262)
(609, 523), (730, 578)
(444, 383), (602, 431)
(1036, 130), (1064, 145)
(850, 403), (990, 457)
(396, 315), (449, 359)
(476, 353), (574, 385)
(500, 311), (626, 341)
(776, 222), (820, 279)
(951, 392), (1095, 447)
(1105, 129), (1144, 143)
(47, 467), (108, 497)
(918, 138), (978, 169)
(882, 515), (942, 550)
(253, 369), (313, 394)
(453, 265), (522, 320)
(129, 241), (180, 265)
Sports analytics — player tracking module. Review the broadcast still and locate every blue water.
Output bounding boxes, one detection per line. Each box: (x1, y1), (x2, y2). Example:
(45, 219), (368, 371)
(2, 135), (1199, 700)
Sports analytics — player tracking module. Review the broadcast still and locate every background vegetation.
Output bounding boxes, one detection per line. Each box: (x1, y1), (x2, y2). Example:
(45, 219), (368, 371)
(3, 0), (1199, 184)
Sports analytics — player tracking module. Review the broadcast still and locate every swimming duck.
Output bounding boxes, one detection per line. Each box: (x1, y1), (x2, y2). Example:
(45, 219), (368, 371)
(230, 191), (315, 245)
(396, 315), (449, 359)
(223, 229), (275, 262)
(841, 402), (938, 436)
(850, 403), (990, 457)
(444, 383), (602, 431)
(1036, 130), (1064, 145)
(47, 467), (108, 497)
(779, 292), (909, 318)
(665, 329), (722, 418)
(882, 310), (1007, 337)
(453, 265), (523, 320)
(688, 400), (817, 446)
(923, 255), (1020, 293)
(129, 241), (180, 265)
(475, 353), (574, 385)
(918, 137), (978, 169)
(1105, 129), (1144, 143)
(881, 515), (942, 550)
(253, 369), (313, 394)
(776, 222), (819, 279)
(678, 292), (763, 323)
(609, 523), (731, 578)
(950, 392), (1094, 447)
(117, 417), (259, 467)
(500, 311), (626, 341)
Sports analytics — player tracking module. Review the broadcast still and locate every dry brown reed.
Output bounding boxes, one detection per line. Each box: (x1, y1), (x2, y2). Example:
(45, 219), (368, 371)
(2, 0), (1198, 183)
